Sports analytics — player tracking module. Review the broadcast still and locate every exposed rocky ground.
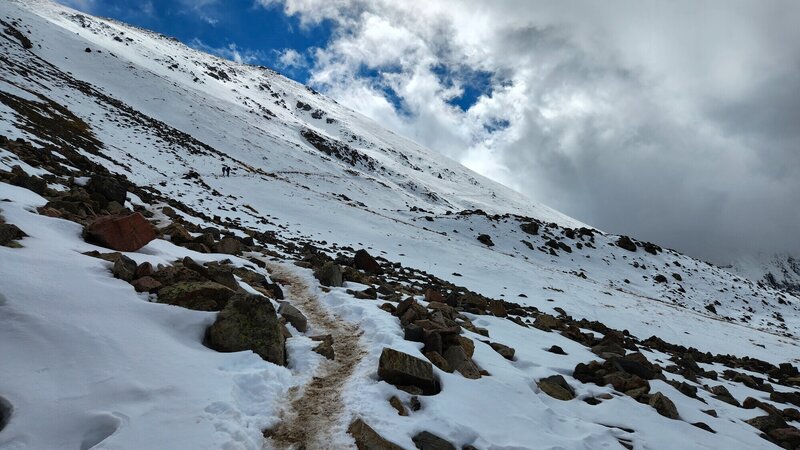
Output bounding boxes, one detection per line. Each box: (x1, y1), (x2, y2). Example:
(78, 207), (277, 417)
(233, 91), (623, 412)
(1, 1), (800, 449)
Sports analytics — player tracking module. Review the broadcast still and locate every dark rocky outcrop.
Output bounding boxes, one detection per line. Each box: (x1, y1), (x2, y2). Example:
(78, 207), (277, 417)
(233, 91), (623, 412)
(354, 249), (382, 274)
(315, 262), (343, 287)
(157, 281), (235, 311)
(412, 431), (456, 450)
(616, 236), (637, 252)
(538, 375), (575, 400)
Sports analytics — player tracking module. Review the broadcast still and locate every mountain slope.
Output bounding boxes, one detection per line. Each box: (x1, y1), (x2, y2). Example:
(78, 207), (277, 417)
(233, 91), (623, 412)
(1, 1), (800, 449)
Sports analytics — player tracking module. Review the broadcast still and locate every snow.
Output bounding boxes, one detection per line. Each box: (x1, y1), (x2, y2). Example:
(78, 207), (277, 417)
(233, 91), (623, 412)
(0, 0), (799, 449)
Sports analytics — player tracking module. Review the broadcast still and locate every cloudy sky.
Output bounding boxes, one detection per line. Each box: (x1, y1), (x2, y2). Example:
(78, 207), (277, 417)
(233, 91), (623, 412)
(59, 0), (800, 263)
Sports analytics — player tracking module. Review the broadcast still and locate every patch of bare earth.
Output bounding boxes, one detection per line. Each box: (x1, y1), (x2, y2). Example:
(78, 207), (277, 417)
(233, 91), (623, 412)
(264, 262), (366, 450)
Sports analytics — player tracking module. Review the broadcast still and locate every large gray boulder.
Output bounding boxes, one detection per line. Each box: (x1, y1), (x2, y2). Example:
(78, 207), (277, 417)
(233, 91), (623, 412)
(278, 302), (308, 333)
(315, 262), (343, 287)
(205, 293), (286, 366)
(157, 281), (235, 311)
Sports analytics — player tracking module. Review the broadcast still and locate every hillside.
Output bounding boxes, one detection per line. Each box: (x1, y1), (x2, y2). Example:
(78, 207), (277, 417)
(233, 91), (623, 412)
(1, 1), (800, 449)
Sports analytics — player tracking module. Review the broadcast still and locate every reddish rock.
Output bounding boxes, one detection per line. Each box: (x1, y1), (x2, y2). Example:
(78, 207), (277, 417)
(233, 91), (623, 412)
(131, 276), (162, 293)
(354, 249), (382, 274)
(424, 288), (446, 303)
(85, 213), (156, 252)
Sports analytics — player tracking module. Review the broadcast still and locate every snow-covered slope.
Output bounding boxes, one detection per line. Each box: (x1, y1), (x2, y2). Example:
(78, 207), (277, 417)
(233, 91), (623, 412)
(730, 253), (800, 297)
(2, 1), (800, 449)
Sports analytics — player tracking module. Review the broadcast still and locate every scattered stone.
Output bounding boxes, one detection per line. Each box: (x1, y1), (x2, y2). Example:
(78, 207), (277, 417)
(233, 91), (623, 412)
(443, 345), (481, 379)
(489, 342), (515, 360)
(213, 236), (243, 255)
(131, 276), (162, 293)
(378, 348), (440, 395)
(412, 431), (456, 450)
(425, 351), (452, 373)
(389, 396), (408, 416)
(348, 419), (404, 450)
(157, 281), (235, 311)
(205, 293), (285, 366)
(533, 314), (561, 331)
(477, 234), (494, 246)
(84, 213), (156, 252)
(0, 223), (26, 247)
(654, 274), (668, 283)
(648, 392), (679, 419)
(315, 262), (343, 287)
(692, 422), (715, 433)
(278, 302), (308, 332)
(354, 249), (382, 274)
(520, 221), (539, 235)
(537, 375), (575, 401)
(548, 345), (567, 355)
(111, 254), (137, 282)
(311, 334), (334, 360)
(616, 236), (637, 252)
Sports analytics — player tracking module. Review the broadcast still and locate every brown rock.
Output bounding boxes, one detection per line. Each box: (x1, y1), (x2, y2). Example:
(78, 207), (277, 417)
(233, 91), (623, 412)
(131, 276), (162, 293)
(213, 236), (243, 255)
(412, 431), (456, 450)
(311, 334), (334, 360)
(278, 302), (308, 333)
(378, 348), (440, 395)
(112, 255), (138, 282)
(425, 351), (452, 373)
(443, 346), (481, 379)
(348, 419), (404, 450)
(533, 314), (561, 331)
(489, 342), (515, 360)
(488, 300), (507, 317)
(537, 375), (575, 400)
(649, 392), (679, 419)
(85, 213), (156, 252)
(354, 249), (382, 274)
(389, 396), (408, 416)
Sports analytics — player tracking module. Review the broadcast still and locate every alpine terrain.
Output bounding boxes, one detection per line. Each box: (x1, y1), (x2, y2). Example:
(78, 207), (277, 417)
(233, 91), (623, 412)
(1, 1), (799, 449)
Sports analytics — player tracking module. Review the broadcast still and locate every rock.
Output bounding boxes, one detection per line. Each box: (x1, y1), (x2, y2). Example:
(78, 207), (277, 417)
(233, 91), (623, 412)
(84, 213), (156, 252)
(533, 313), (561, 331)
(164, 223), (193, 244)
(592, 342), (626, 358)
(0, 223), (27, 246)
(520, 221), (539, 235)
(611, 353), (659, 379)
(136, 262), (154, 278)
(378, 348), (440, 395)
(537, 375), (576, 400)
(354, 249), (382, 274)
(456, 336), (475, 358)
(412, 431), (456, 450)
(654, 274), (668, 283)
(649, 392), (679, 419)
(131, 276), (162, 293)
(348, 419), (404, 450)
(424, 289), (446, 303)
(112, 255), (138, 282)
(616, 236), (637, 252)
(692, 422), (715, 433)
(746, 415), (787, 432)
(443, 346), (481, 379)
(311, 335), (335, 360)
(85, 175), (127, 208)
(710, 385), (740, 407)
(315, 262), (343, 287)
(548, 345), (567, 355)
(768, 426), (800, 448)
(488, 300), (507, 317)
(489, 342), (515, 360)
(213, 236), (243, 255)
(157, 281), (236, 311)
(205, 293), (285, 366)
(603, 372), (650, 393)
(477, 234), (494, 246)
(389, 396), (408, 416)
(425, 351), (452, 373)
(278, 302), (308, 333)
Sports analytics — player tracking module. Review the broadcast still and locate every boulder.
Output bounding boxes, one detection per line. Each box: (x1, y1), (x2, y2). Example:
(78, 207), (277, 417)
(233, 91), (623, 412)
(768, 427), (800, 449)
(278, 302), (308, 333)
(85, 174), (127, 208)
(425, 351), (452, 373)
(489, 342), (515, 360)
(213, 236), (243, 255)
(533, 314), (561, 331)
(412, 431), (456, 450)
(548, 345), (567, 355)
(649, 392), (679, 419)
(0, 223), (27, 246)
(616, 236), (637, 252)
(477, 234), (494, 246)
(84, 213), (156, 252)
(520, 221), (539, 235)
(157, 281), (235, 311)
(164, 223), (193, 245)
(378, 348), (440, 395)
(315, 262), (343, 287)
(443, 346), (481, 379)
(112, 255), (138, 282)
(205, 293), (285, 366)
(537, 375), (575, 401)
(746, 414), (787, 433)
(348, 419), (404, 450)
(354, 249), (382, 274)
(131, 276), (162, 293)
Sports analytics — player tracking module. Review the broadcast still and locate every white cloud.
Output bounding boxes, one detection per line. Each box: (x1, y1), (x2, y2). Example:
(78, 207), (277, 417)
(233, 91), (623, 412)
(276, 48), (307, 70)
(190, 39), (264, 64)
(260, 0), (800, 262)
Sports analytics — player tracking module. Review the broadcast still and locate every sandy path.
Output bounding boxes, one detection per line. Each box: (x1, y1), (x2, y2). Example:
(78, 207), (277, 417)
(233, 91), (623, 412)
(263, 263), (366, 450)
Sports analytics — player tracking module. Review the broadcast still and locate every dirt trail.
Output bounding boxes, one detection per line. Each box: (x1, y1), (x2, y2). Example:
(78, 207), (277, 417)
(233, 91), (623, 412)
(264, 262), (366, 450)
